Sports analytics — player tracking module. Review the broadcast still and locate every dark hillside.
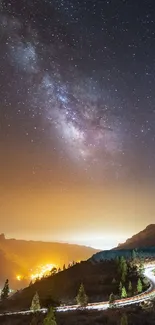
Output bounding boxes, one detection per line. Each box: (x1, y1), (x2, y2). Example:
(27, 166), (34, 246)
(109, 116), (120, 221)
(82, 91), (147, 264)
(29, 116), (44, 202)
(90, 246), (155, 263)
(115, 225), (155, 249)
(0, 260), (117, 312)
(0, 257), (140, 313)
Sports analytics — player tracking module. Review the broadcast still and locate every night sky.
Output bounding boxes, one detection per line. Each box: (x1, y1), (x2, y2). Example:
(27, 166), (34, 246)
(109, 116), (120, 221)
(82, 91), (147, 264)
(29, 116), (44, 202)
(1, 0), (155, 249)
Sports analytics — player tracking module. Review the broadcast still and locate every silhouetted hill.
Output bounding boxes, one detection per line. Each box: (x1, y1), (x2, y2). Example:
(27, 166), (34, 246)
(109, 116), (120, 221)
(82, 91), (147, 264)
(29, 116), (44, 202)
(0, 258), (139, 312)
(89, 225), (155, 263)
(0, 234), (98, 288)
(0, 249), (22, 288)
(90, 246), (155, 263)
(115, 224), (155, 249)
(0, 261), (115, 311)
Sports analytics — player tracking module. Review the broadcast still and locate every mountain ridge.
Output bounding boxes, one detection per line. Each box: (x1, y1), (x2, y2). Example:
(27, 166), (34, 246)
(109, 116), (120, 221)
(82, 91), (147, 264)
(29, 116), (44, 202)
(0, 234), (99, 288)
(115, 224), (155, 249)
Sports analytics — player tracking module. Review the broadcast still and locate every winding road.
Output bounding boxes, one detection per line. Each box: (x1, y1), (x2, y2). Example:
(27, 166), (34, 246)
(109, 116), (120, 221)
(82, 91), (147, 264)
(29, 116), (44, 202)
(1, 264), (155, 316)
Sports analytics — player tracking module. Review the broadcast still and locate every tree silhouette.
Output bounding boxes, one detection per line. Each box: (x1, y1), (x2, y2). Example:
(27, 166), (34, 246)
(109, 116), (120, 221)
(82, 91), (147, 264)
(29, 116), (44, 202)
(128, 281), (132, 296)
(109, 293), (115, 307)
(139, 259), (144, 276)
(50, 267), (57, 275)
(43, 307), (57, 325)
(137, 278), (143, 293)
(121, 258), (128, 283)
(132, 249), (137, 261)
(1, 279), (9, 300)
(121, 286), (127, 298)
(30, 292), (41, 312)
(76, 283), (88, 307)
(119, 281), (123, 297)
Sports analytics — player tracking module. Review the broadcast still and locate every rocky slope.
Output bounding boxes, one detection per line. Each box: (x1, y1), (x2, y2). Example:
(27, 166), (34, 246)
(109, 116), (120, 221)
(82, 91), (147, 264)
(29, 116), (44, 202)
(116, 224), (155, 249)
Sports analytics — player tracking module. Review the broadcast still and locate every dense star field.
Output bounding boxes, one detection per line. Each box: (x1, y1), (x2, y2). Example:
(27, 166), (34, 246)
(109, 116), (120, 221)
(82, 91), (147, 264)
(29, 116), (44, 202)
(1, 0), (155, 247)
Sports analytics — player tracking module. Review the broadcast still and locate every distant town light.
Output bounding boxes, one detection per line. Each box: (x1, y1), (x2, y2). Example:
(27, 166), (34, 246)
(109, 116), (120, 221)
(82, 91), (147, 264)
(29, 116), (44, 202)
(16, 275), (22, 281)
(30, 263), (57, 281)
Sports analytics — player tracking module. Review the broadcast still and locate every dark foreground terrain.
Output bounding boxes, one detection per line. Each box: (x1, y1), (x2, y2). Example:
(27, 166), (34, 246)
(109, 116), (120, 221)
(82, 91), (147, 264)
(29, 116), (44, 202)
(0, 259), (140, 312)
(1, 305), (155, 325)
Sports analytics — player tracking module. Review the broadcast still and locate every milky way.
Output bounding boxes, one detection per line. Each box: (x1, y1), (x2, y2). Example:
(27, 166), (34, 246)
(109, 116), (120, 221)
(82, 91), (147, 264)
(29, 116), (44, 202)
(1, 0), (155, 184)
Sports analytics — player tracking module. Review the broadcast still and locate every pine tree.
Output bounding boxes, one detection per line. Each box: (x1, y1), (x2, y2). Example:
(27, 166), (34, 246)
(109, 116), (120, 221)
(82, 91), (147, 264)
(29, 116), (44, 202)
(119, 281), (123, 297)
(122, 260), (128, 276)
(121, 286), (127, 298)
(63, 264), (66, 271)
(120, 256), (125, 265)
(139, 259), (144, 277)
(121, 271), (126, 283)
(117, 257), (122, 274)
(43, 307), (57, 325)
(76, 283), (88, 307)
(118, 256), (125, 274)
(109, 293), (115, 307)
(128, 281), (132, 296)
(119, 257), (128, 283)
(50, 267), (57, 275)
(116, 256), (120, 266)
(120, 257), (126, 270)
(120, 313), (128, 325)
(137, 278), (143, 293)
(30, 292), (41, 312)
(1, 279), (9, 300)
(132, 249), (136, 261)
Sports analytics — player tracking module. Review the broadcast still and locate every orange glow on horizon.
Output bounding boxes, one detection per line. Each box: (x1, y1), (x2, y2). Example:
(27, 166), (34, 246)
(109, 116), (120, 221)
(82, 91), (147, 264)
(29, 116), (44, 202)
(16, 263), (57, 283)
(15, 261), (81, 283)
(30, 263), (57, 281)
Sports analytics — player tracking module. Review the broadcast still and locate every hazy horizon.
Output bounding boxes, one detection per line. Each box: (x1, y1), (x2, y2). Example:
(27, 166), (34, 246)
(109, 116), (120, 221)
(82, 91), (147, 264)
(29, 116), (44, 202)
(1, 225), (146, 250)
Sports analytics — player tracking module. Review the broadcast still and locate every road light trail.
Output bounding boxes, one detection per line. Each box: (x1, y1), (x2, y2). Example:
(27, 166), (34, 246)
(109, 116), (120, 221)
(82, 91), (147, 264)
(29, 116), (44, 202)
(0, 264), (155, 316)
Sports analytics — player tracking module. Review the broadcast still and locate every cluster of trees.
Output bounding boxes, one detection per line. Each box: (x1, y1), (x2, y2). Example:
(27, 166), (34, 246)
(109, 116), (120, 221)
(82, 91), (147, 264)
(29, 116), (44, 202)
(30, 283), (88, 314)
(109, 255), (145, 307)
(109, 276), (143, 306)
(50, 261), (77, 275)
(131, 250), (145, 275)
(30, 290), (128, 325)
(30, 295), (129, 325)
(118, 277), (143, 298)
(30, 293), (57, 324)
(29, 286), (87, 325)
